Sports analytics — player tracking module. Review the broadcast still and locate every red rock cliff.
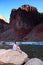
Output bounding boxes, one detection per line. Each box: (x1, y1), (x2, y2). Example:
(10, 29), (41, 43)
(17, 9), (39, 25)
(10, 4), (43, 40)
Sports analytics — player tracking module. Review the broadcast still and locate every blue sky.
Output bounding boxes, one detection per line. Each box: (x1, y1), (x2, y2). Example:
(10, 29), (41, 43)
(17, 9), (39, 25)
(0, 0), (43, 21)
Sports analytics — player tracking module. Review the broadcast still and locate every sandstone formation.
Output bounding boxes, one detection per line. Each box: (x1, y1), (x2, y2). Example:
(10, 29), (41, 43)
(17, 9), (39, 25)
(9, 4), (43, 41)
(0, 5), (43, 41)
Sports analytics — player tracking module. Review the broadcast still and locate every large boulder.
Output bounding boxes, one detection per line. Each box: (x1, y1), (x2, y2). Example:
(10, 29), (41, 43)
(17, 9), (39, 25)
(0, 49), (28, 65)
(24, 58), (43, 65)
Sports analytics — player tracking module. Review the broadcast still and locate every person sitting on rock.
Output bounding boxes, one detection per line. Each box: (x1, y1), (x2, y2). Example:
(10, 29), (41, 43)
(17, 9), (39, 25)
(13, 42), (22, 53)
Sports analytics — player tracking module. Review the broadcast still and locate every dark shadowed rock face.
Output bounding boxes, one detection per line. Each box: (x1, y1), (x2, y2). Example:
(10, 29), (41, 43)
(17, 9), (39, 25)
(10, 4), (43, 39)
(0, 19), (8, 33)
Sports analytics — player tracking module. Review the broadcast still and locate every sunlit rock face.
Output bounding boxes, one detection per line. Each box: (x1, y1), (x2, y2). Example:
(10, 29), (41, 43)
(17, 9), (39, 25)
(20, 5), (38, 12)
(0, 15), (9, 23)
(10, 4), (43, 40)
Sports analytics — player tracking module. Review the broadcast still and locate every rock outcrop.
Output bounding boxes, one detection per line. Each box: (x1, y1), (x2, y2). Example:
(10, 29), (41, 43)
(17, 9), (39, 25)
(10, 4), (43, 41)
(0, 19), (8, 33)
(0, 4), (43, 41)
(0, 15), (9, 33)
